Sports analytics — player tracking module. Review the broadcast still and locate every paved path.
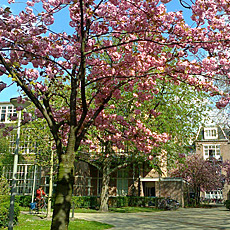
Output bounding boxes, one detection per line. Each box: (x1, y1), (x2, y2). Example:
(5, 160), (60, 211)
(74, 206), (230, 229)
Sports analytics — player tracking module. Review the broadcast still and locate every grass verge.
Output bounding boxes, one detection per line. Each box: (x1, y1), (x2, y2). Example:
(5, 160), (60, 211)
(1, 213), (113, 230)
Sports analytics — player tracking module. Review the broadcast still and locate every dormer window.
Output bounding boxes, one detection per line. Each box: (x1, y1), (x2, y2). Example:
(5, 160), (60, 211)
(204, 127), (218, 139)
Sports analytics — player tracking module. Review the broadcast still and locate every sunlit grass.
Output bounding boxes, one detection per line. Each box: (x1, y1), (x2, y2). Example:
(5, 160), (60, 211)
(7, 213), (113, 230)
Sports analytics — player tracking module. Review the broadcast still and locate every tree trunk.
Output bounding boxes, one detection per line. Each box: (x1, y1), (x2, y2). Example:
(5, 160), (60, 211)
(51, 159), (74, 229)
(197, 187), (200, 205)
(51, 130), (76, 230)
(194, 186), (200, 206)
(99, 160), (111, 212)
(47, 148), (54, 218)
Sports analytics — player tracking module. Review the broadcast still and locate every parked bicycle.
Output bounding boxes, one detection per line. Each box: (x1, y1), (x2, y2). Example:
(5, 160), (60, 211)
(158, 198), (180, 210)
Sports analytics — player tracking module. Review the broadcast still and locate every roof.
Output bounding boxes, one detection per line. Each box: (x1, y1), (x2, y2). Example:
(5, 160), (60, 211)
(195, 125), (229, 142)
(0, 101), (11, 105)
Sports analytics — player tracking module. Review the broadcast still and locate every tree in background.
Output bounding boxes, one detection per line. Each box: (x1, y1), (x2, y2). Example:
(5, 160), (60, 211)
(0, 0), (230, 228)
(146, 80), (211, 166)
(0, 176), (10, 195)
(170, 154), (223, 206)
(78, 77), (210, 212)
(0, 130), (13, 174)
(0, 131), (12, 194)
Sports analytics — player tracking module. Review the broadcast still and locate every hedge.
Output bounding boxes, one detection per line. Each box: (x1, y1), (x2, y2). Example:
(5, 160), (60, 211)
(0, 197), (20, 228)
(0, 195), (33, 208)
(15, 195), (32, 207)
(71, 196), (163, 209)
(1, 195), (163, 210)
(72, 196), (99, 209)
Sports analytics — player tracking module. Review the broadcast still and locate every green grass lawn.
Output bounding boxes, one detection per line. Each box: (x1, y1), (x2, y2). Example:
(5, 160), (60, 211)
(4, 213), (113, 230)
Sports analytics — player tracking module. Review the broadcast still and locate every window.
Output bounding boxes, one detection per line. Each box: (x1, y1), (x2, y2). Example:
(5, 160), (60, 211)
(203, 145), (221, 160)
(205, 190), (223, 199)
(204, 127), (218, 139)
(0, 104), (17, 123)
(117, 169), (128, 196)
(9, 128), (37, 154)
(97, 171), (102, 195)
(2, 164), (40, 195)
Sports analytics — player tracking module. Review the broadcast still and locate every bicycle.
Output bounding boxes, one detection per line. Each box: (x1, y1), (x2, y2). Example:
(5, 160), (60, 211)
(158, 198), (180, 210)
(36, 197), (47, 215)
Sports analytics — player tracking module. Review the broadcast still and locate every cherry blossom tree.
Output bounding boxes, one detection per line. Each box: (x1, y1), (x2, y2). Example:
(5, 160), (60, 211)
(170, 154), (223, 205)
(222, 161), (230, 184)
(0, 0), (230, 229)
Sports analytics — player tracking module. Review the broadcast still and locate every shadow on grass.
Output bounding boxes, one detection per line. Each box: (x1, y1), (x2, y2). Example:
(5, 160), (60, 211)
(109, 207), (160, 213)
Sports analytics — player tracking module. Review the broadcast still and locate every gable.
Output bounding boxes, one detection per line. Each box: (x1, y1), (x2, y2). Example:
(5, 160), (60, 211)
(196, 126), (229, 141)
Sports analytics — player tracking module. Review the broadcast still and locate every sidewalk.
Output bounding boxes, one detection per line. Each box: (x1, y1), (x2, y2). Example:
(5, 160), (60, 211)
(74, 206), (230, 229)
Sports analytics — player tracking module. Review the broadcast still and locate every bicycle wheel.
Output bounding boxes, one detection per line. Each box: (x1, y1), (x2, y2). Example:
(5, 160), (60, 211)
(40, 200), (47, 215)
(40, 204), (47, 214)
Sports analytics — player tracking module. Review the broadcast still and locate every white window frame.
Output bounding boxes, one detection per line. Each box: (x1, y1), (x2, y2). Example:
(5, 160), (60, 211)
(204, 127), (218, 139)
(9, 128), (37, 154)
(205, 190), (223, 199)
(203, 144), (221, 160)
(0, 104), (17, 123)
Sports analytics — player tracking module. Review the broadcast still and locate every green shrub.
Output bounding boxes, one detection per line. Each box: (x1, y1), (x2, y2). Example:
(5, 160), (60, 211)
(225, 200), (230, 210)
(15, 195), (32, 207)
(0, 201), (20, 228)
(0, 195), (10, 203)
(71, 196), (162, 209)
(72, 196), (98, 209)
(0, 176), (10, 195)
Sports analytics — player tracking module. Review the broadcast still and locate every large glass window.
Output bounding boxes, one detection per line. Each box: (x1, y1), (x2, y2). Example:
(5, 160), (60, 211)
(203, 145), (220, 160)
(117, 169), (128, 196)
(9, 128), (37, 154)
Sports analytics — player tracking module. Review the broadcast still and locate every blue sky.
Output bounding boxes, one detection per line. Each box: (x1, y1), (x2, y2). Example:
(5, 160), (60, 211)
(0, 0), (193, 102)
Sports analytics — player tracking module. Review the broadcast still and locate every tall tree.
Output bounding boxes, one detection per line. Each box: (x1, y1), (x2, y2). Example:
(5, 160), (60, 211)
(0, 0), (230, 229)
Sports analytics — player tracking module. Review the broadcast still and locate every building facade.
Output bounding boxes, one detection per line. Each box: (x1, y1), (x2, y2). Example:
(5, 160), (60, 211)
(0, 101), (50, 195)
(73, 159), (188, 207)
(195, 125), (230, 200)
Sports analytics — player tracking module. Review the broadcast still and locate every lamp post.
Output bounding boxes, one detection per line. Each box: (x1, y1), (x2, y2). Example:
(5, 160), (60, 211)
(8, 97), (30, 230)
